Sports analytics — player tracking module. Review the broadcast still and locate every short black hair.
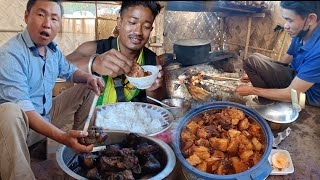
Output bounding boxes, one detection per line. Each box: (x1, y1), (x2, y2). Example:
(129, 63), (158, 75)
(119, 1), (161, 19)
(280, 1), (320, 21)
(26, 0), (64, 16)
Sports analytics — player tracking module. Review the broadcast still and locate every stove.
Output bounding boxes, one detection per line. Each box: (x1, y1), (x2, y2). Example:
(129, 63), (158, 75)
(162, 53), (254, 106)
(163, 50), (234, 69)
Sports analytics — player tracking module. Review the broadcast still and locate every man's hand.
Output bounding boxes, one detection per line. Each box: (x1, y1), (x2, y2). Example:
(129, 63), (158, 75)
(235, 84), (254, 96)
(92, 49), (133, 77)
(240, 74), (250, 83)
(87, 75), (105, 96)
(62, 130), (94, 153)
(146, 65), (164, 92)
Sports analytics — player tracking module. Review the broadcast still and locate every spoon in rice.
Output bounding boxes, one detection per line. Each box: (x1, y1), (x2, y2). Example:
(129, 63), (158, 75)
(147, 96), (171, 108)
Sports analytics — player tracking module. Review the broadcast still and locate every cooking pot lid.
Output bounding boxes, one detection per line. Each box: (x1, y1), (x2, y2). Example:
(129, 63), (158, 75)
(173, 38), (210, 46)
(246, 99), (299, 123)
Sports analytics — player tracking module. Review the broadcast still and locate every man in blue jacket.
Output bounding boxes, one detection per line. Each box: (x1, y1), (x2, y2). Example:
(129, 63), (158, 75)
(236, 1), (320, 107)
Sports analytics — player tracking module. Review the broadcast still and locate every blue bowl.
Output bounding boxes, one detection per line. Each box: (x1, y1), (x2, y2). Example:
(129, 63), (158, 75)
(173, 101), (273, 180)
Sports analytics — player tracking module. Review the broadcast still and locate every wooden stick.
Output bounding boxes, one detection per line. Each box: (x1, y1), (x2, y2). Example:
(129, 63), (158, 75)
(95, 1), (98, 40)
(211, 82), (236, 90)
(225, 41), (276, 54)
(0, 29), (23, 33)
(64, 1), (121, 5)
(244, 16), (252, 60)
(210, 76), (240, 81)
(203, 80), (236, 90)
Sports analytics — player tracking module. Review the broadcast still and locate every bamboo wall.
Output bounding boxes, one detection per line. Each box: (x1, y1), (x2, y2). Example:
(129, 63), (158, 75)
(0, 0), (26, 46)
(162, 1), (291, 60)
(146, 7), (165, 56)
(0, 0), (96, 55)
(224, 1), (290, 60)
(0, 1), (290, 59)
(0, 0), (163, 55)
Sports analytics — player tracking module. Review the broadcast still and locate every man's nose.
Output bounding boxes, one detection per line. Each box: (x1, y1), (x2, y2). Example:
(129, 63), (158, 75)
(283, 23), (290, 30)
(133, 25), (143, 35)
(42, 17), (51, 29)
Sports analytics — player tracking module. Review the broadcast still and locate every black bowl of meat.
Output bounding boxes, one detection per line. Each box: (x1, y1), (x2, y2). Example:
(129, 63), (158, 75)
(56, 130), (176, 180)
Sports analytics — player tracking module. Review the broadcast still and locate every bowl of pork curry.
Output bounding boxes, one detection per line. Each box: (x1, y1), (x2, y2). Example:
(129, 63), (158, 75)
(173, 101), (273, 180)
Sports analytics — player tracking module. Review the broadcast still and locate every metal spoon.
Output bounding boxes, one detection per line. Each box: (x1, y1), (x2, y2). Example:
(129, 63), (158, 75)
(83, 75), (102, 132)
(146, 96), (171, 108)
(92, 145), (106, 152)
(83, 94), (99, 132)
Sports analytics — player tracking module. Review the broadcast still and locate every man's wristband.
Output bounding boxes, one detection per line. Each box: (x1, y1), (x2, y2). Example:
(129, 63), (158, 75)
(88, 53), (99, 75)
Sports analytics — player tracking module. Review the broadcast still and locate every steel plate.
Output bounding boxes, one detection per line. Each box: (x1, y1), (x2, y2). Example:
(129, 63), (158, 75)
(95, 102), (174, 136)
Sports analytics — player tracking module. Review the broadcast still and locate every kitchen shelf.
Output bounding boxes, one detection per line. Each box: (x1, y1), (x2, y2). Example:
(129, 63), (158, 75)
(211, 1), (267, 15)
(166, 1), (266, 15)
(216, 12), (265, 18)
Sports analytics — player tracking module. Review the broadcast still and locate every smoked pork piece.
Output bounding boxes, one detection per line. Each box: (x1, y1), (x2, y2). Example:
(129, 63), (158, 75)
(78, 127), (108, 146)
(141, 153), (161, 173)
(78, 153), (99, 169)
(127, 62), (151, 77)
(71, 133), (166, 180)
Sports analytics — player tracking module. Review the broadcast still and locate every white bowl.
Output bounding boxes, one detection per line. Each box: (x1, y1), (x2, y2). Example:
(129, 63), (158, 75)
(268, 149), (294, 175)
(126, 65), (159, 89)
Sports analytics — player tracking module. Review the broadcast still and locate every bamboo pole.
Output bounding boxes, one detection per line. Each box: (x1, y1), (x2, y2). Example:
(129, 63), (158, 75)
(0, 29), (23, 32)
(277, 32), (287, 61)
(63, 17), (95, 20)
(244, 16), (252, 60)
(63, 1), (121, 5)
(96, 17), (117, 21)
(225, 41), (277, 54)
(210, 76), (240, 81)
(95, 1), (98, 40)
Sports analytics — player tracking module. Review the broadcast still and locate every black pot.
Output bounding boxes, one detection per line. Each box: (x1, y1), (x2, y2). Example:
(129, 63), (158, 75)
(173, 38), (211, 66)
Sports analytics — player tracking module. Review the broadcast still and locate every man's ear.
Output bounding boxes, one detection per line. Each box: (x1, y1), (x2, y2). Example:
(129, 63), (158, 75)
(308, 13), (318, 26)
(24, 10), (29, 23)
(116, 17), (121, 30)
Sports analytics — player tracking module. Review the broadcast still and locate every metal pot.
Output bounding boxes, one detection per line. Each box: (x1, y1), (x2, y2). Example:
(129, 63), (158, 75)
(173, 38), (212, 66)
(173, 101), (273, 180)
(161, 98), (191, 119)
(56, 130), (176, 180)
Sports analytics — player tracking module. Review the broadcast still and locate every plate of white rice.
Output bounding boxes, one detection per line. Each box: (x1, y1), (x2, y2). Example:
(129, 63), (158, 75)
(95, 102), (174, 136)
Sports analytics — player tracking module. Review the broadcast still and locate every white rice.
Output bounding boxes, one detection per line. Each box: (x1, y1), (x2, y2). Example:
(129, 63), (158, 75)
(95, 102), (163, 134)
